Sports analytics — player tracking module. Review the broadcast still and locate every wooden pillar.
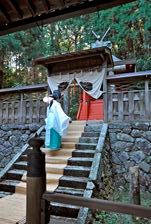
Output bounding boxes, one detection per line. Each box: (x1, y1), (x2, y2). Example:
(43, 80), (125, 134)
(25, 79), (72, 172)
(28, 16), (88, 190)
(83, 92), (89, 120)
(129, 166), (141, 205)
(103, 63), (108, 122)
(145, 80), (150, 119)
(27, 136), (46, 224)
(19, 93), (24, 124)
(63, 89), (69, 115)
(0, 70), (4, 89)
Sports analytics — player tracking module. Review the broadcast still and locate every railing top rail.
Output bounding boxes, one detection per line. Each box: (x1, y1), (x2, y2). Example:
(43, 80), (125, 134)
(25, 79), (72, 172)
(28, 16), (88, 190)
(107, 89), (151, 93)
(43, 192), (151, 219)
(0, 125), (45, 179)
(0, 84), (48, 94)
(114, 59), (136, 66)
(107, 70), (151, 81)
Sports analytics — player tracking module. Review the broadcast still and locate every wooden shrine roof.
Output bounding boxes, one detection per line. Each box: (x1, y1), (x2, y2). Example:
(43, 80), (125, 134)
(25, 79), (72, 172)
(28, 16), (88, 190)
(33, 47), (113, 74)
(0, 0), (136, 36)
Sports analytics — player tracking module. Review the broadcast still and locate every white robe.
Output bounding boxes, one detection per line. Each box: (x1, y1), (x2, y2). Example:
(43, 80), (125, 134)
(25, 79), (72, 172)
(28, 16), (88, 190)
(45, 100), (70, 137)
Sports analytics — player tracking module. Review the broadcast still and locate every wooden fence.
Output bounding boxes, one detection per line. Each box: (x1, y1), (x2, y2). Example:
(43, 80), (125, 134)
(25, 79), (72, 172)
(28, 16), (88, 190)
(1, 71), (151, 124)
(106, 71), (151, 121)
(0, 84), (48, 124)
(0, 83), (81, 124)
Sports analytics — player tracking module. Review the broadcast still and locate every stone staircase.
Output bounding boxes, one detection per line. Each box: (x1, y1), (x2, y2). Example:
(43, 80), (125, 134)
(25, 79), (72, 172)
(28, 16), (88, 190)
(48, 121), (105, 224)
(0, 120), (107, 224)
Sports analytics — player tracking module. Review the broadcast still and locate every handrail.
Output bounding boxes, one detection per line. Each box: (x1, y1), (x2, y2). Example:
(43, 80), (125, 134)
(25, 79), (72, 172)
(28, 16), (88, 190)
(0, 125), (45, 179)
(0, 83), (48, 94)
(26, 127), (151, 223)
(106, 70), (151, 80)
(42, 192), (151, 219)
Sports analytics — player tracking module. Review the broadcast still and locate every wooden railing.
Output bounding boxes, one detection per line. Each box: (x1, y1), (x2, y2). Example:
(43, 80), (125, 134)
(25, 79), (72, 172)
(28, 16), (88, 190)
(26, 136), (151, 224)
(42, 192), (151, 219)
(0, 84), (48, 124)
(105, 70), (151, 121)
(107, 90), (151, 121)
(1, 71), (151, 124)
(0, 83), (81, 124)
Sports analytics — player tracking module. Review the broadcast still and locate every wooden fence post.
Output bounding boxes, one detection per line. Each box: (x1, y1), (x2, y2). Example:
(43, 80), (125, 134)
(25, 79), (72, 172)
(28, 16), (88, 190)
(27, 136), (45, 224)
(103, 64), (108, 122)
(129, 166), (141, 205)
(145, 80), (150, 119)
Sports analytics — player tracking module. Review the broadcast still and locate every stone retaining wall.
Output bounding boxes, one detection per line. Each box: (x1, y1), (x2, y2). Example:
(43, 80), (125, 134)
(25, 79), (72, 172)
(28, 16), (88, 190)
(109, 122), (151, 192)
(0, 124), (41, 171)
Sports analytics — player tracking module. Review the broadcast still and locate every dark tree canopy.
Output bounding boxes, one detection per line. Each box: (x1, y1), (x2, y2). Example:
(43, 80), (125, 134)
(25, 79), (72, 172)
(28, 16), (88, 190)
(0, 0), (150, 88)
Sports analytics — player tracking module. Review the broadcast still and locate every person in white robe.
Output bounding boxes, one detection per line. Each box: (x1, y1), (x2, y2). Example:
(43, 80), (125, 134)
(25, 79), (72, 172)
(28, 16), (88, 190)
(43, 95), (70, 150)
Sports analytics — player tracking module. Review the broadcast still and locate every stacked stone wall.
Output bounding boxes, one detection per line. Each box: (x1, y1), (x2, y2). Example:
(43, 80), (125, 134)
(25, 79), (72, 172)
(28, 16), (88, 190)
(0, 124), (41, 171)
(109, 122), (151, 192)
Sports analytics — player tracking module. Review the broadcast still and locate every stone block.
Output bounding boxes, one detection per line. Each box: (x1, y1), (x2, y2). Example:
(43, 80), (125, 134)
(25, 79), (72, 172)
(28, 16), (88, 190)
(130, 151), (145, 163)
(117, 133), (134, 143)
(140, 162), (150, 173)
(132, 122), (149, 131)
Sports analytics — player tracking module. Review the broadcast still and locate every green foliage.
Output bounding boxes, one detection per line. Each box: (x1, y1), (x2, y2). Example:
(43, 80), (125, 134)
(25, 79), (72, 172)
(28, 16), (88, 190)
(94, 211), (118, 224)
(0, 0), (150, 88)
(136, 56), (151, 71)
(93, 189), (151, 224)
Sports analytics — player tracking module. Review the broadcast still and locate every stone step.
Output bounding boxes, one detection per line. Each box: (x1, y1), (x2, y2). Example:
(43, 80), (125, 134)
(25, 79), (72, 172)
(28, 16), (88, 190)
(75, 143), (96, 150)
(66, 131), (82, 136)
(13, 161), (27, 170)
(15, 182), (58, 194)
(41, 136), (79, 145)
(59, 176), (87, 189)
(22, 149), (31, 156)
(42, 148), (74, 157)
(46, 163), (66, 174)
(15, 182), (26, 194)
(46, 184), (59, 192)
(50, 202), (80, 218)
(20, 155), (27, 162)
(67, 157), (93, 167)
(41, 132), (81, 139)
(49, 215), (77, 224)
(20, 154), (70, 165)
(86, 120), (103, 125)
(68, 126), (84, 132)
(21, 173), (62, 185)
(0, 193), (26, 223)
(62, 137), (79, 143)
(47, 173), (62, 185)
(72, 149), (95, 158)
(46, 156), (70, 164)
(55, 186), (84, 196)
(0, 180), (22, 193)
(61, 142), (75, 149)
(40, 131), (45, 137)
(5, 169), (26, 180)
(84, 125), (102, 132)
(71, 120), (86, 125)
(0, 191), (12, 198)
(79, 137), (98, 144)
(63, 166), (90, 177)
(81, 132), (100, 137)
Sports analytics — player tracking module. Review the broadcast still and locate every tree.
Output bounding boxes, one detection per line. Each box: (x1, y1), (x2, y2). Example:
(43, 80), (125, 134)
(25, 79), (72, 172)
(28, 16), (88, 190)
(0, 0), (150, 87)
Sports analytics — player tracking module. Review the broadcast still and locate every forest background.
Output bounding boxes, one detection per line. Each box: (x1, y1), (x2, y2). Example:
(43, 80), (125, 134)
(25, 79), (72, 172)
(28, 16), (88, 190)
(0, 0), (150, 88)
